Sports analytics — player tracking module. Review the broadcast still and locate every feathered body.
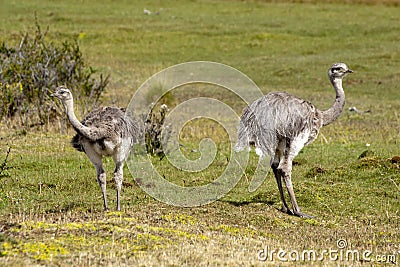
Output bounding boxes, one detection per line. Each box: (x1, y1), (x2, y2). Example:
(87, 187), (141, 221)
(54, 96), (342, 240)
(236, 92), (323, 158)
(70, 106), (138, 154)
(236, 63), (353, 217)
(52, 86), (139, 211)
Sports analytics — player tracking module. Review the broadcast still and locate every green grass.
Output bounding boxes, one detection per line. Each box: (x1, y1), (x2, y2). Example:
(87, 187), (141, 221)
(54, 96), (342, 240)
(1, 0), (400, 266)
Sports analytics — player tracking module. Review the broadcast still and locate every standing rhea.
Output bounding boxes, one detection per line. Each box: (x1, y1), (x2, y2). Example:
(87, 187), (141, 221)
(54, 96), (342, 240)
(236, 63), (353, 218)
(51, 86), (139, 211)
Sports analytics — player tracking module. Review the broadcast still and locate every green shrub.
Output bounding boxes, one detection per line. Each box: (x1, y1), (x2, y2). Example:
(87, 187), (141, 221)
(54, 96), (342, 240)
(0, 21), (109, 130)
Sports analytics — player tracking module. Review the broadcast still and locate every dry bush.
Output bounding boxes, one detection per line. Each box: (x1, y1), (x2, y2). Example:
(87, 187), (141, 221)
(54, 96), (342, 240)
(0, 20), (108, 131)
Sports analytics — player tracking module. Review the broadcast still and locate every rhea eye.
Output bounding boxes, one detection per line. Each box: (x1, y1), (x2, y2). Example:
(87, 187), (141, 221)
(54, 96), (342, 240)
(332, 67), (341, 72)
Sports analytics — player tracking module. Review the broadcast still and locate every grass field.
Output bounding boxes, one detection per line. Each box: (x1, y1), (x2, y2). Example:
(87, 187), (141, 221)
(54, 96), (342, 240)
(1, 0), (400, 266)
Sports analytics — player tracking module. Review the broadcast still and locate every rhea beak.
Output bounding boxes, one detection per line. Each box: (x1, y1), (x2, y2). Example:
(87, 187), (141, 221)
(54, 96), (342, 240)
(347, 69), (354, 73)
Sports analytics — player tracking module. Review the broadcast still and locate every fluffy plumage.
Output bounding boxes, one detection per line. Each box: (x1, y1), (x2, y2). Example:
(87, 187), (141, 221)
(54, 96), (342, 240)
(236, 92), (322, 157)
(70, 106), (138, 153)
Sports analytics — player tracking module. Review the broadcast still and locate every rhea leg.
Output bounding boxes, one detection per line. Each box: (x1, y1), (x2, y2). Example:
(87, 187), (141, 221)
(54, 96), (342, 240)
(113, 144), (130, 211)
(113, 162), (124, 211)
(98, 167), (108, 211)
(279, 139), (313, 218)
(271, 156), (293, 215)
(271, 141), (293, 215)
(279, 159), (306, 217)
(84, 146), (108, 211)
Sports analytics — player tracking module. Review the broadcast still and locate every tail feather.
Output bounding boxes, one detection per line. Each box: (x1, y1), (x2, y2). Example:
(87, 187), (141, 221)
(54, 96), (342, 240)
(71, 134), (84, 152)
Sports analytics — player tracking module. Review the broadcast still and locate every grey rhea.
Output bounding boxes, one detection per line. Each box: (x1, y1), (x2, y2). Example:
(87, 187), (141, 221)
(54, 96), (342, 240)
(235, 63), (353, 218)
(51, 86), (139, 211)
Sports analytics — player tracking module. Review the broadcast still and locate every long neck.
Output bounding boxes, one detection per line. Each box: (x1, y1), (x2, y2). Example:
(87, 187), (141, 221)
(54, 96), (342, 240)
(62, 99), (96, 140)
(322, 77), (345, 126)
